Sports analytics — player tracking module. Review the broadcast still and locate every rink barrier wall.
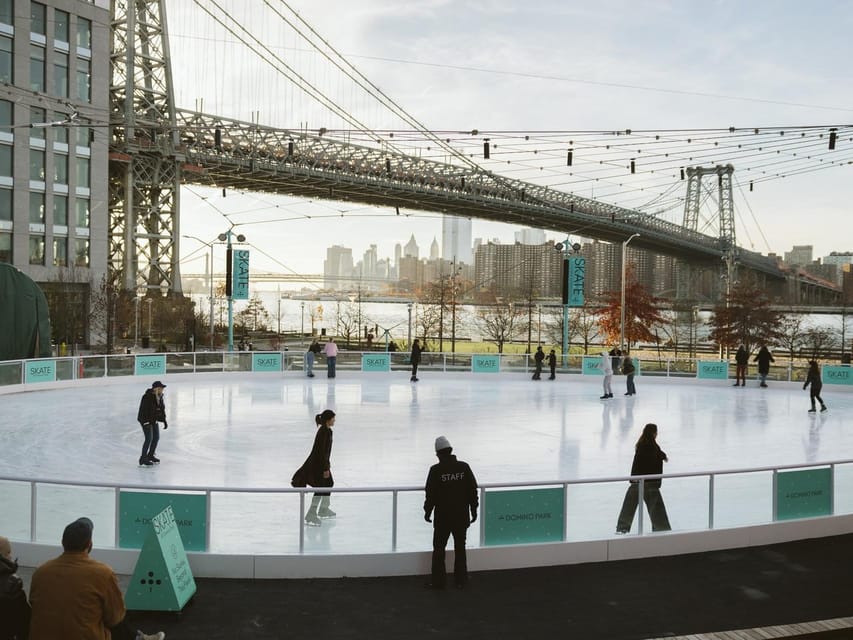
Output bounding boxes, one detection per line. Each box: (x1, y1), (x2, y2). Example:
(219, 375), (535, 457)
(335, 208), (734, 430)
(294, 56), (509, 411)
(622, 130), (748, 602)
(1, 350), (850, 387)
(4, 459), (853, 579)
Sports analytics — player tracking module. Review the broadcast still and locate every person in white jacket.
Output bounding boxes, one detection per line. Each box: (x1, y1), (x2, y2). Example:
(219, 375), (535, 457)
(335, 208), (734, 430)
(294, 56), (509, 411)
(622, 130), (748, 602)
(600, 350), (613, 399)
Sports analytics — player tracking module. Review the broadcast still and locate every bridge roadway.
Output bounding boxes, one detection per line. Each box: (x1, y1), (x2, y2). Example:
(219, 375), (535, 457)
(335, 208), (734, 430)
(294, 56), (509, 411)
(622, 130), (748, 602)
(172, 109), (783, 279)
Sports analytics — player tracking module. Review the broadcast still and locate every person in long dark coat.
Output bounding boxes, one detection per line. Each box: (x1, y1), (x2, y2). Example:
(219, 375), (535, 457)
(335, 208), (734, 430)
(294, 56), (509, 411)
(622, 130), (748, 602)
(297, 409), (336, 526)
(410, 339), (423, 382)
(754, 345), (775, 387)
(532, 345), (544, 380)
(616, 423), (671, 534)
(0, 536), (30, 640)
(547, 349), (557, 380)
(803, 360), (828, 413)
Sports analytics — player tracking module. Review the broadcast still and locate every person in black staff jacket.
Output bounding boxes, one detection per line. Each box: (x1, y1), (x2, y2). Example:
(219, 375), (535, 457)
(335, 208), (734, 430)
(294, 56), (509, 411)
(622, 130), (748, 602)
(424, 436), (479, 589)
(803, 360), (828, 413)
(754, 345), (775, 388)
(297, 409), (337, 526)
(410, 338), (423, 382)
(616, 423), (671, 534)
(547, 349), (557, 380)
(136, 381), (168, 467)
(0, 535), (30, 640)
(532, 345), (544, 380)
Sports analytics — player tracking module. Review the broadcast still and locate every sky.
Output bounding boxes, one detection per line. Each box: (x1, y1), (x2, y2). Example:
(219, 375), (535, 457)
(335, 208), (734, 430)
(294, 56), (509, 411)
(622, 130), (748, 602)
(166, 1), (853, 284)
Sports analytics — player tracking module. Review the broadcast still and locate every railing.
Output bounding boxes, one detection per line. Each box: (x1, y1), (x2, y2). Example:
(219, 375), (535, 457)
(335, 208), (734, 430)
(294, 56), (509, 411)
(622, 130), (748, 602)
(2, 459), (851, 556)
(0, 351), (822, 387)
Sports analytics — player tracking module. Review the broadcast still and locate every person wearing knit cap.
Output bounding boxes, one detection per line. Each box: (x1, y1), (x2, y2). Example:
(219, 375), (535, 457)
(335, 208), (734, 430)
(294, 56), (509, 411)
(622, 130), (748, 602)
(136, 381), (168, 467)
(28, 517), (164, 640)
(423, 436), (479, 589)
(0, 535), (30, 640)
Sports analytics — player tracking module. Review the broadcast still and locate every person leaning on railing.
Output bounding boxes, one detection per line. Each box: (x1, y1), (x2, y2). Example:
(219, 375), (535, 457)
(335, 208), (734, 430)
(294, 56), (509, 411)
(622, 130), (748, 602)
(0, 535), (30, 640)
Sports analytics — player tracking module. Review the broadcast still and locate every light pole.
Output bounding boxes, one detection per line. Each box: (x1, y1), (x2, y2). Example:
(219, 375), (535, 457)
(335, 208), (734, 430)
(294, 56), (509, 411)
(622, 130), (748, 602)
(218, 229), (246, 352)
(183, 234), (216, 349)
(620, 233), (641, 351)
(133, 295), (141, 350)
(146, 298), (152, 342)
(537, 304), (542, 344)
(407, 302), (413, 347)
(300, 301), (305, 342)
(555, 237), (571, 365)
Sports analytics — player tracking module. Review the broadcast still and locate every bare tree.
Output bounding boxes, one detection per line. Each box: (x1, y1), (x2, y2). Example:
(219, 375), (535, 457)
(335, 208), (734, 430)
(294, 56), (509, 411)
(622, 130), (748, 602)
(476, 301), (524, 353)
(333, 300), (361, 347)
(801, 326), (838, 361)
(570, 302), (601, 355)
(777, 312), (809, 363)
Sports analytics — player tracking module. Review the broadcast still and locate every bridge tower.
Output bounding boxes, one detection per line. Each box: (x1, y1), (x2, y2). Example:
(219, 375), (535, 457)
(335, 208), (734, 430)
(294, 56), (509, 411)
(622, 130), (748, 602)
(109, 0), (182, 295)
(680, 164), (738, 299)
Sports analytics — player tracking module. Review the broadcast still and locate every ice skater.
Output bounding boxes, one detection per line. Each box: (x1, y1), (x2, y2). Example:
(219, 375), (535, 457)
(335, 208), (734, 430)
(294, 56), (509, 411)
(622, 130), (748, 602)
(305, 338), (321, 377)
(600, 351), (613, 399)
(622, 352), (636, 396)
(733, 344), (748, 386)
(323, 338), (338, 378)
(616, 423), (671, 534)
(136, 381), (168, 467)
(547, 349), (557, 380)
(754, 345), (774, 387)
(410, 338), (423, 382)
(295, 409), (336, 526)
(803, 360), (827, 413)
(532, 345), (544, 380)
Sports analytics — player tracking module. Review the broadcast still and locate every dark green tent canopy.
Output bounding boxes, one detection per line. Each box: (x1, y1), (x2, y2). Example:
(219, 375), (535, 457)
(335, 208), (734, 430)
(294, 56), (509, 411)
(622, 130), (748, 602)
(0, 263), (52, 361)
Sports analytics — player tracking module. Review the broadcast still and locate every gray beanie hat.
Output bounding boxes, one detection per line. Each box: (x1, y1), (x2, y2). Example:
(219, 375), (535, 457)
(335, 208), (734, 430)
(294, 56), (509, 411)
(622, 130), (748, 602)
(435, 435), (452, 452)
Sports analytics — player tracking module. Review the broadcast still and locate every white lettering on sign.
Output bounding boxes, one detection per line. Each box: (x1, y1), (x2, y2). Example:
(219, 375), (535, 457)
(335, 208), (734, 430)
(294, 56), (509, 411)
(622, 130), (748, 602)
(152, 507), (177, 536)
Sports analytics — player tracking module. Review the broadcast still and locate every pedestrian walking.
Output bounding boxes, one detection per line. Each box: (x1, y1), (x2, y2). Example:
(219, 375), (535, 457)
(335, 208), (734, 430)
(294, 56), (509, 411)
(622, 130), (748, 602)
(803, 360), (828, 413)
(293, 409), (336, 526)
(600, 351), (613, 399)
(305, 338), (321, 378)
(754, 345), (775, 387)
(547, 349), (557, 380)
(622, 352), (636, 396)
(410, 338), (423, 382)
(616, 423), (671, 534)
(532, 345), (544, 380)
(733, 344), (748, 386)
(424, 436), (478, 589)
(323, 338), (338, 378)
(136, 381), (168, 467)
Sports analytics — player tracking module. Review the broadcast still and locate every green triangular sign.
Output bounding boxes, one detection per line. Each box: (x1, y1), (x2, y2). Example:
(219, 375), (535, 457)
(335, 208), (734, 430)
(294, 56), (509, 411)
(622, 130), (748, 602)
(126, 505), (197, 611)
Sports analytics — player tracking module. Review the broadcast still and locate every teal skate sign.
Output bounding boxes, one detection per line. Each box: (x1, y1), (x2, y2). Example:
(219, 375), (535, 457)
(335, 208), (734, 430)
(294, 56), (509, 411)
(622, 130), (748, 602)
(822, 365), (853, 385)
(697, 360), (728, 379)
(472, 355), (499, 373)
(582, 356), (603, 375)
(362, 354), (390, 372)
(252, 353), (281, 372)
(135, 355), (166, 376)
(25, 359), (56, 383)
(119, 491), (207, 551)
(775, 467), (832, 520)
(484, 487), (565, 546)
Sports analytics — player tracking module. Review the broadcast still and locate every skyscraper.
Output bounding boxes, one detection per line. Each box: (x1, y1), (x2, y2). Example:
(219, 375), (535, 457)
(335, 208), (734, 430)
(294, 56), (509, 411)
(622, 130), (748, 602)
(441, 216), (472, 264)
(323, 245), (353, 290)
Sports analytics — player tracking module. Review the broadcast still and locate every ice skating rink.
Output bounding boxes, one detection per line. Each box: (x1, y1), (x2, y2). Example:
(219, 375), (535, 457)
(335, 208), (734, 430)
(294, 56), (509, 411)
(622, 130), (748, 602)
(3, 371), (853, 554)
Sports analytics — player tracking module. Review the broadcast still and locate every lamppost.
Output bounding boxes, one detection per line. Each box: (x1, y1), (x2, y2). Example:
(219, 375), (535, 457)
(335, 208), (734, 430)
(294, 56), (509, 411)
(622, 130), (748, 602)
(620, 233), (641, 351)
(218, 229), (246, 352)
(407, 302), (413, 347)
(451, 263), (462, 354)
(300, 301), (305, 342)
(183, 234), (216, 349)
(146, 298), (152, 343)
(554, 236), (579, 366)
(537, 304), (542, 344)
(133, 295), (142, 350)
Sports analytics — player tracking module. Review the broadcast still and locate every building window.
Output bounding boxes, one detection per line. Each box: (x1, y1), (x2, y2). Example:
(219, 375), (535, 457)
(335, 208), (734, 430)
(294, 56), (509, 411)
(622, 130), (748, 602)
(0, 35), (11, 84)
(30, 106), (46, 139)
(0, 231), (10, 262)
(0, 0), (12, 27)
(75, 198), (89, 227)
(0, 187), (10, 221)
(76, 17), (91, 50)
(53, 194), (67, 225)
(52, 112), (69, 144)
(0, 144), (11, 177)
(53, 50), (68, 97)
(54, 153), (68, 184)
(54, 9), (69, 43)
(74, 237), (88, 266)
(30, 2), (46, 36)
(30, 148), (45, 181)
(76, 121), (91, 148)
(30, 44), (45, 92)
(0, 99), (11, 128)
(53, 236), (67, 266)
(29, 234), (45, 265)
(76, 156), (89, 188)
(75, 57), (90, 102)
(29, 191), (44, 223)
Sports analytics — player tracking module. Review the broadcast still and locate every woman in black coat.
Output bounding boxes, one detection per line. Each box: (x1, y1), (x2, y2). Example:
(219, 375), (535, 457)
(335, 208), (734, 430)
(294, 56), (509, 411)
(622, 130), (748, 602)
(410, 339), (423, 382)
(616, 423), (671, 534)
(754, 345), (775, 387)
(298, 409), (336, 526)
